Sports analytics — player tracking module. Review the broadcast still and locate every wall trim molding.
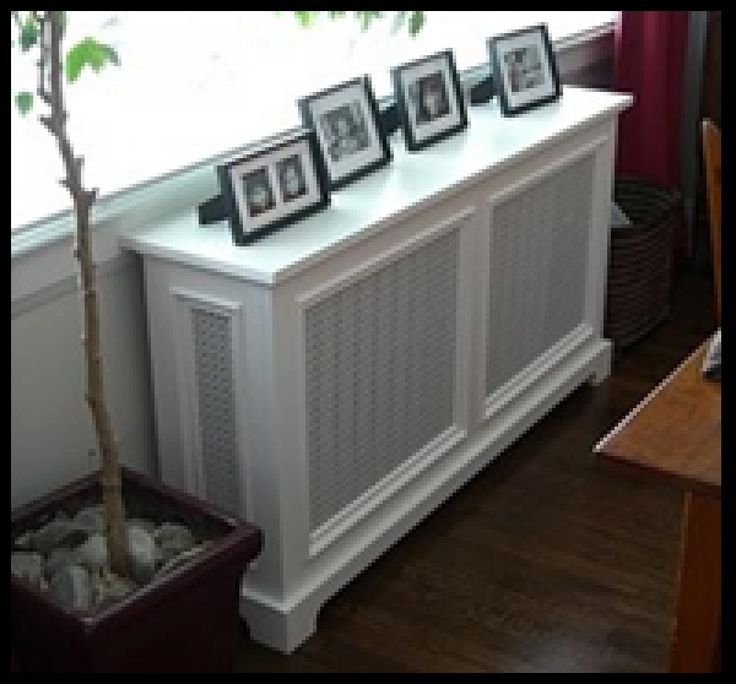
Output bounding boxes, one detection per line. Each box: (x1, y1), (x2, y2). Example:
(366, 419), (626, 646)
(11, 250), (136, 318)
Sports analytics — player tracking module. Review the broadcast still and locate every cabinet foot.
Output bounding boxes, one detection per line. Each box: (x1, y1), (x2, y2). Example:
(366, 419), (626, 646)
(587, 343), (612, 385)
(240, 593), (321, 654)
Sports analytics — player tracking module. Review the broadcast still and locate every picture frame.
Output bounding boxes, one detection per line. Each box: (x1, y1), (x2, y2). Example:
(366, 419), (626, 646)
(390, 49), (468, 152)
(487, 24), (561, 117)
(217, 129), (330, 246)
(298, 76), (392, 190)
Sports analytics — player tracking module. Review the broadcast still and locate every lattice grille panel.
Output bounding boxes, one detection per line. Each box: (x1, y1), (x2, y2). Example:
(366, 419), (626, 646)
(192, 308), (240, 516)
(486, 156), (593, 396)
(305, 231), (459, 531)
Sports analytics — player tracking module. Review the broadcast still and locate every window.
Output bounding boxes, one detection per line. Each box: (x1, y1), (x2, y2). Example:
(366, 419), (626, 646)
(10, 11), (617, 234)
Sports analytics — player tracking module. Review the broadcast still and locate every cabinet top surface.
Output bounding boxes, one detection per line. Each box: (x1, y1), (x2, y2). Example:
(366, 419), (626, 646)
(120, 86), (632, 286)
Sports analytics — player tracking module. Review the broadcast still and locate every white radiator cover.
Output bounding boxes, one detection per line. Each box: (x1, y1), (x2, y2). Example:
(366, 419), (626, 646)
(122, 86), (632, 653)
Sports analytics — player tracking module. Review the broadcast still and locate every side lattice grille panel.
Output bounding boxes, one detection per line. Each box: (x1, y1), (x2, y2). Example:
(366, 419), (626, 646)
(305, 231), (459, 531)
(192, 308), (240, 516)
(486, 156), (594, 396)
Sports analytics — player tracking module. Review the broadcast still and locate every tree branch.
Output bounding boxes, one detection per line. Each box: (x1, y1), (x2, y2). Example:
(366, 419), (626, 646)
(37, 11), (130, 578)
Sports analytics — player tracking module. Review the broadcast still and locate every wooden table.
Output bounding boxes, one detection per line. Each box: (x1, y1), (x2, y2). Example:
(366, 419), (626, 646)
(595, 339), (721, 672)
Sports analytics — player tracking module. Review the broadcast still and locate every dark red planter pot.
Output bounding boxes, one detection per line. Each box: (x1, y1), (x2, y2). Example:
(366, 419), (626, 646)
(11, 467), (262, 673)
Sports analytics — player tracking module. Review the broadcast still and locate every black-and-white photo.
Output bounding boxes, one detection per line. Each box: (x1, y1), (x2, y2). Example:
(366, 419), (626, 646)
(243, 167), (275, 217)
(276, 154), (307, 202)
(504, 45), (544, 93)
(391, 50), (467, 151)
(488, 24), (561, 117)
(319, 101), (371, 163)
(408, 71), (450, 125)
(299, 76), (391, 190)
(218, 130), (329, 245)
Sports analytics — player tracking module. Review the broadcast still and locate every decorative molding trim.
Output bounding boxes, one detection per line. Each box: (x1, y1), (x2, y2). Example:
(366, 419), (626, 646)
(483, 324), (594, 420)
(295, 207), (475, 309)
(485, 135), (608, 209)
(475, 135), (608, 422)
(308, 425), (466, 558)
(11, 250), (137, 318)
(296, 209), (473, 556)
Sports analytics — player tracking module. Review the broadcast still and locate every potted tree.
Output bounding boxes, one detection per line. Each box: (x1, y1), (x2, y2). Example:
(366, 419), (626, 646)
(11, 10), (427, 671)
(10, 11), (262, 672)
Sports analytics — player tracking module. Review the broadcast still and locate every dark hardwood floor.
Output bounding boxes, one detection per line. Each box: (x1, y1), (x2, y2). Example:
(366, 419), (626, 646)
(236, 268), (717, 673)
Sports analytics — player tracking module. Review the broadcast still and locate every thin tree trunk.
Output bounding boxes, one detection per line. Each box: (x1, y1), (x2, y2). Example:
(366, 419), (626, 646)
(38, 11), (129, 577)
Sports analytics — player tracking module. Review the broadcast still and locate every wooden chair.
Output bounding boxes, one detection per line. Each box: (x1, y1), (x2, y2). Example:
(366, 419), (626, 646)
(702, 120), (721, 325)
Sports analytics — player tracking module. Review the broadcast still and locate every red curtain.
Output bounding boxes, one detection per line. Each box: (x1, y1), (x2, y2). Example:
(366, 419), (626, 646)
(613, 11), (689, 189)
(613, 11), (690, 268)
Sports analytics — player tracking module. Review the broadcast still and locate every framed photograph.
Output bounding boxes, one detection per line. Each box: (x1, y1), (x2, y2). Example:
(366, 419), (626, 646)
(217, 129), (330, 245)
(298, 76), (392, 190)
(391, 49), (468, 152)
(487, 24), (561, 117)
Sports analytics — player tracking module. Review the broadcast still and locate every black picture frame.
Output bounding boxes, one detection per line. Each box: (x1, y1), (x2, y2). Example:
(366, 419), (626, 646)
(390, 49), (468, 152)
(298, 76), (392, 191)
(487, 24), (561, 117)
(217, 129), (330, 246)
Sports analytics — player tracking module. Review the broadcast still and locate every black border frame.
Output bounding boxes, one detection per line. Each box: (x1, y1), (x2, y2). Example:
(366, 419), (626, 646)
(390, 49), (468, 152)
(298, 75), (392, 191)
(487, 23), (561, 117)
(217, 129), (330, 246)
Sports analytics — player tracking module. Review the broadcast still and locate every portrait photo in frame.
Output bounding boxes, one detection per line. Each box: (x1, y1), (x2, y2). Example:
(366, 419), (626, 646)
(391, 49), (468, 152)
(217, 129), (330, 245)
(298, 75), (391, 190)
(488, 24), (561, 117)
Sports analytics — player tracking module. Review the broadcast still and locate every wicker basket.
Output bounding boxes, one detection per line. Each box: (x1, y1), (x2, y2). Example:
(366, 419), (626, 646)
(605, 178), (681, 352)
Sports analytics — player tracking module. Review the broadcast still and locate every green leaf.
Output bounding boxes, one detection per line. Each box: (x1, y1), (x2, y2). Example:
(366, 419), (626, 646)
(355, 11), (382, 32)
(294, 11), (317, 28)
(327, 10), (346, 20)
(391, 11), (407, 35)
(15, 91), (33, 115)
(408, 11), (425, 36)
(65, 37), (120, 83)
(19, 14), (39, 51)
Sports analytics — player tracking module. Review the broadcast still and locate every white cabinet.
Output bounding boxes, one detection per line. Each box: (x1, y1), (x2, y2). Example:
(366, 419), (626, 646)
(121, 86), (632, 653)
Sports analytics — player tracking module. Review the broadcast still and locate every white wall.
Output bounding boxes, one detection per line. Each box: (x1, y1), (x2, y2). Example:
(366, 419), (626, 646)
(11, 253), (156, 508)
